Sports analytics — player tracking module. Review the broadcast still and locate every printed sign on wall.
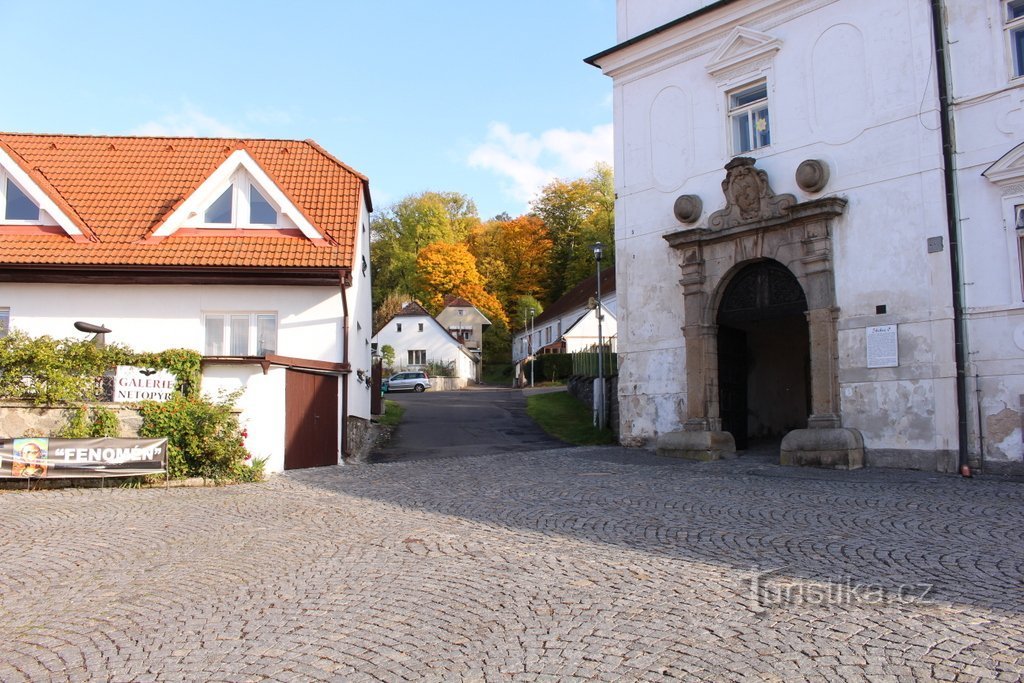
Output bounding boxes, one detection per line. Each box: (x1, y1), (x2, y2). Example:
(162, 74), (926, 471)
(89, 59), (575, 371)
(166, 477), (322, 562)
(113, 366), (177, 403)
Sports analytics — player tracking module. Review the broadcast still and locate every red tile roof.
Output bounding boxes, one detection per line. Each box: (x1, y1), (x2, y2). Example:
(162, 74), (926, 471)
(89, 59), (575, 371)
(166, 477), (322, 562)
(0, 133), (370, 270)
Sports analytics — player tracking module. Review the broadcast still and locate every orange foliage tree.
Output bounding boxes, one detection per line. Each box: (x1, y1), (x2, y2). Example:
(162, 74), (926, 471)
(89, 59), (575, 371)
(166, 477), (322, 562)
(414, 242), (508, 326)
(468, 214), (552, 323)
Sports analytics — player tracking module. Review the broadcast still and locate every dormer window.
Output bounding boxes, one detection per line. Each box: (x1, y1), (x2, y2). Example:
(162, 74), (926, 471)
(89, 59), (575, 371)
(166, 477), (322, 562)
(1, 172), (40, 222)
(194, 170), (284, 229)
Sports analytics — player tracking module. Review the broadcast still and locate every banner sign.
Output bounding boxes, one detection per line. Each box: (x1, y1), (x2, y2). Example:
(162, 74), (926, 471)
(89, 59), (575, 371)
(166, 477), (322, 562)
(0, 437), (168, 479)
(112, 366), (176, 403)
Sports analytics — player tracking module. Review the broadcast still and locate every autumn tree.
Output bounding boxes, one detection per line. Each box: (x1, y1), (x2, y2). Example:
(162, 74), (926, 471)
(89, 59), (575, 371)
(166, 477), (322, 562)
(531, 163), (614, 302)
(370, 191), (481, 307)
(413, 242), (507, 327)
(468, 214), (552, 318)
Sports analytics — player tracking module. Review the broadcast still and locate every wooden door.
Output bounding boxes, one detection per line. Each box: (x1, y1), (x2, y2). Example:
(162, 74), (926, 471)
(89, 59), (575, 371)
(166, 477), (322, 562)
(285, 370), (339, 470)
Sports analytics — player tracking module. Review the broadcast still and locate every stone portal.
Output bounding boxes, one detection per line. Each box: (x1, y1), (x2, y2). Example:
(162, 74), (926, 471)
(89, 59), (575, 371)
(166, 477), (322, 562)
(658, 157), (863, 468)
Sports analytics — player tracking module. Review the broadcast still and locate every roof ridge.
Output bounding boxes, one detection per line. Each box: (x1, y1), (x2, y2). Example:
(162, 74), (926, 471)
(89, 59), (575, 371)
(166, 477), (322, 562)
(0, 131), (315, 144)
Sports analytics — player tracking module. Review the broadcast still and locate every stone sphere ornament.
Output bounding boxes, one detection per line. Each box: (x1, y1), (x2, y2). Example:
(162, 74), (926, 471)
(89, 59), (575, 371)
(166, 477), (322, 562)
(795, 159), (830, 193)
(673, 194), (703, 224)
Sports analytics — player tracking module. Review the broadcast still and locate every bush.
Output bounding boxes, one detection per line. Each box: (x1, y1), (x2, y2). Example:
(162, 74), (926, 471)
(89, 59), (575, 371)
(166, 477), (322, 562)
(532, 353), (574, 382)
(57, 405), (122, 438)
(137, 391), (255, 483)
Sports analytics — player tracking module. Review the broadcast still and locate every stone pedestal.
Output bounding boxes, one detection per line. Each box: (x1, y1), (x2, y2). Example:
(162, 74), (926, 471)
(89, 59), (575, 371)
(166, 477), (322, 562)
(656, 430), (736, 461)
(780, 427), (864, 469)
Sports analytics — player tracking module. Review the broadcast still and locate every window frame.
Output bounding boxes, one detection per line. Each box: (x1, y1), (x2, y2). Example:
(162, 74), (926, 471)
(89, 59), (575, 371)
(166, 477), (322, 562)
(408, 349), (426, 366)
(194, 170), (283, 230)
(203, 311), (278, 357)
(1008, 0), (1024, 79)
(0, 307), (9, 338)
(727, 80), (771, 155)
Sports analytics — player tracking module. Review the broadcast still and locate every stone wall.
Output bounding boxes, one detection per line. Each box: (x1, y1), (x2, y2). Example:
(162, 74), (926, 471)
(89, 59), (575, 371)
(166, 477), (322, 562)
(0, 402), (143, 438)
(565, 375), (620, 438)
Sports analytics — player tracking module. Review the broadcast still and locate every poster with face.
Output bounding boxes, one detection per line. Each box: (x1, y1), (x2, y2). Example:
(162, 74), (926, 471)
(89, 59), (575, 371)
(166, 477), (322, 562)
(12, 438), (49, 477)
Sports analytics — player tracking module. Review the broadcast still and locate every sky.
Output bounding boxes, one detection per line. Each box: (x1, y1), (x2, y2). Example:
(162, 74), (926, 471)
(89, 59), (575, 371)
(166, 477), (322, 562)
(0, 1), (617, 221)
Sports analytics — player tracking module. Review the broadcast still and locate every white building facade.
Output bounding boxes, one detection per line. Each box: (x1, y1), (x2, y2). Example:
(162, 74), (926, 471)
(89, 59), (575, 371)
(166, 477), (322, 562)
(0, 134), (374, 473)
(372, 302), (479, 382)
(588, 0), (1024, 473)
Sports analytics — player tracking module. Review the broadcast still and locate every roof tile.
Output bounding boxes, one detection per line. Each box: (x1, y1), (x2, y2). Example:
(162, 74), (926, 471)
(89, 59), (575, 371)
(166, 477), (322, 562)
(0, 133), (368, 270)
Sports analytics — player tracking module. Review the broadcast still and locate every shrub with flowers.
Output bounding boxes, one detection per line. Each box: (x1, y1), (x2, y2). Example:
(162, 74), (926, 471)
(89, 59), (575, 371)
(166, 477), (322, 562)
(137, 390), (261, 483)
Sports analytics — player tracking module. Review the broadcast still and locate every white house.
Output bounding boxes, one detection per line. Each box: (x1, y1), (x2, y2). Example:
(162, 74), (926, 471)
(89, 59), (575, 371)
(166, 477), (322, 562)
(372, 301), (479, 383)
(512, 266), (618, 366)
(0, 133), (374, 472)
(587, 0), (1024, 474)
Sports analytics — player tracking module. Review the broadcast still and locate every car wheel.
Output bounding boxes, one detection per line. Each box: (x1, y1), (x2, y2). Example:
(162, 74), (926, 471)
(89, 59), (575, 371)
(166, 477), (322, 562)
(414, 384), (425, 392)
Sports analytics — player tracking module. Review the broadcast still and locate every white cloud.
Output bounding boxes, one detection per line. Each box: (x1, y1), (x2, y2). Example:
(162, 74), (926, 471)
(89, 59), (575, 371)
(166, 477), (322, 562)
(129, 103), (245, 138)
(467, 122), (613, 207)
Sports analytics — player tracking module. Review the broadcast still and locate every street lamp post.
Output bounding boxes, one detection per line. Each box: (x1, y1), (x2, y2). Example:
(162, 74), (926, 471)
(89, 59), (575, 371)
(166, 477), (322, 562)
(529, 308), (536, 388)
(592, 242), (605, 430)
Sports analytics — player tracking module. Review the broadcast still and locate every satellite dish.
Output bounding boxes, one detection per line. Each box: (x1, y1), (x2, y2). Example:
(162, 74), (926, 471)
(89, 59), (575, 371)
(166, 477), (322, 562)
(74, 321), (111, 334)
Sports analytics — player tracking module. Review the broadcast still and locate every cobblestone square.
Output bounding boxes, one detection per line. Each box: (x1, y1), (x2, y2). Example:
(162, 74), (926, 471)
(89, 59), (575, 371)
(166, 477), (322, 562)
(1, 447), (1022, 681)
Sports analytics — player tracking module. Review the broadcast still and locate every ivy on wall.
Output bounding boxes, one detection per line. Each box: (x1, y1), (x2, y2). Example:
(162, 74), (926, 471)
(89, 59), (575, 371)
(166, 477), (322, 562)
(0, 330), (202, 404)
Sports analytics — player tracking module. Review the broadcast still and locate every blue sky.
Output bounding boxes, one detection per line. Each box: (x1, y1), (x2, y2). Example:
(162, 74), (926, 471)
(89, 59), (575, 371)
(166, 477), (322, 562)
(0, 1), (616, 221)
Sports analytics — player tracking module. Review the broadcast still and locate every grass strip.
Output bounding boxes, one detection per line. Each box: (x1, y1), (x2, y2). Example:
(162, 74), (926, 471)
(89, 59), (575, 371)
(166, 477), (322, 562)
(526, 391), (616, 446)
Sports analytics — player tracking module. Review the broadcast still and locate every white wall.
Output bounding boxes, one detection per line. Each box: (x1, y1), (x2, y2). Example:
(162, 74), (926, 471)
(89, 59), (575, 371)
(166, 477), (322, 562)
(597, 0), (981, 460)
(372, 314), (476, 379)
(345, 200), (375, 420)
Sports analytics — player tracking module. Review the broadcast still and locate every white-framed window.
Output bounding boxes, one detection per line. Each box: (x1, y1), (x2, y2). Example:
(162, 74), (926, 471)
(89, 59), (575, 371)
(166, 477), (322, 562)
(1008, 0), (1024, 78)
(728, 81), (770, 154)
(418, 322), (424, 332)
(408, 349), (426, 365)
(204, 312), (277, 356)
(196, 170), (282, 229)
(0, 170), (40, 222)
(0, 308), (9, 338)
(396, 323), (402, 332)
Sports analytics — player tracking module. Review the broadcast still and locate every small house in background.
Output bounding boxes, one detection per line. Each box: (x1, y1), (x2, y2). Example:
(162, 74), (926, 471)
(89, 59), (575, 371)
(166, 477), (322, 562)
(512, 267), (618, 379)
(372, 301), (481, 386)
(435, 295), (490, 380)
(0, 132), (374, 471)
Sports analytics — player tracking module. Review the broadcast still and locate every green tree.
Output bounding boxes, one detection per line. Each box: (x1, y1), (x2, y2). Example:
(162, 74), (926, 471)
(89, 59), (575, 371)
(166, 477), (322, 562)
(370, 191), (481, 307)
(531, 163), (614, 302)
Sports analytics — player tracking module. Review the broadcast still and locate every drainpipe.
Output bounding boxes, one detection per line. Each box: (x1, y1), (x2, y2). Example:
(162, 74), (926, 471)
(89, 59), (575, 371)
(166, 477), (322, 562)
(930, 0), (972, 477)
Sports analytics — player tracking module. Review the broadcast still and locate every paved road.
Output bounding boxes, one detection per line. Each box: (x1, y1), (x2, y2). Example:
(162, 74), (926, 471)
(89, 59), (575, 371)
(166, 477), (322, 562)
(1, 446), (1023, 681)
(372, 386), (565, 462)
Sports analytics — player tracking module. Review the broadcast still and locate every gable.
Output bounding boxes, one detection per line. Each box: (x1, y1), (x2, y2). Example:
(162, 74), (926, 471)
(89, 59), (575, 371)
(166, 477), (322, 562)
(983, 141), (1024, 186)
(705, 27), (782, 77)
(149, 149), (328, 244)
(0, 145), (92, 242)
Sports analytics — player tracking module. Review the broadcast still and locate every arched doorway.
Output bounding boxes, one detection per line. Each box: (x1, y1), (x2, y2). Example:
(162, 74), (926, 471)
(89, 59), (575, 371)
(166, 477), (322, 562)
(716, 260), (809, 450)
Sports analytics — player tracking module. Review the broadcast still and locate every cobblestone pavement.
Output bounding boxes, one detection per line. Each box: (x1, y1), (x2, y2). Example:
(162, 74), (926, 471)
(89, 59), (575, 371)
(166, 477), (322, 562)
(2, 447), (1023, 682)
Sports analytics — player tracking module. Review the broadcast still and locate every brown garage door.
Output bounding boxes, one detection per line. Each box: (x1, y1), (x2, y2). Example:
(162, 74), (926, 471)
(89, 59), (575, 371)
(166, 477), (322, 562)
(285, 370), (339, 470)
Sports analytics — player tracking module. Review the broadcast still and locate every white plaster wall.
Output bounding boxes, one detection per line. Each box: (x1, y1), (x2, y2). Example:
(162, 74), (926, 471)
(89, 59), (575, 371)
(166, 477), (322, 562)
(202, 364), (287, 473)
(945, 0), (1024, 466)
(600, 0), (966, 453)
(563, 309), (619, 353)
(346, 201), (375, 420)
(372, 316), (475, 378)
(4, 283), (343, 359)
